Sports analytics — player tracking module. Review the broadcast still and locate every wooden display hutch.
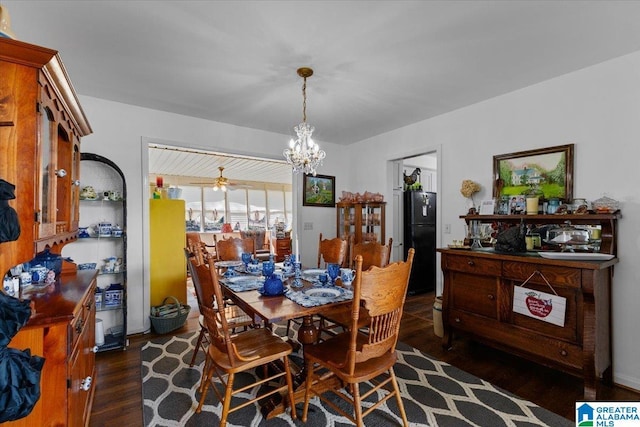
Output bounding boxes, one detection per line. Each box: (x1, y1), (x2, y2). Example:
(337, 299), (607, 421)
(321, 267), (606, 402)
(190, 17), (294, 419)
(1, 37), (95, 426)
(336, 201), (386, 245)
(438, 213), (619, 400)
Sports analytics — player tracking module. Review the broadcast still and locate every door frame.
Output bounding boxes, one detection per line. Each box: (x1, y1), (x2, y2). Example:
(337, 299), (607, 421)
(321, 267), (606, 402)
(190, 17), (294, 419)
(387, 145), (443, 295)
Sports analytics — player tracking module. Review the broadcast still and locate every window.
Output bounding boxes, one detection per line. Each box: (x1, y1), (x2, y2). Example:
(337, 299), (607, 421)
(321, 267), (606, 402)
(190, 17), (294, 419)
(179, 185), (291, 232)
(203, 188), (225, 231)
(182, 186), (202, 231)
(248, 189), (267, 230)
(268, 190), (286, 228)
(227, 190), (248, 231)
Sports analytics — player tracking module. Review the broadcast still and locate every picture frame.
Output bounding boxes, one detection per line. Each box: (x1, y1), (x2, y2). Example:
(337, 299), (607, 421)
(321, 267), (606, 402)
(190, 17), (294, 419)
(479, 199), (496, 215)
(493, 144), (574, 201)
(302, 174), (335, 207)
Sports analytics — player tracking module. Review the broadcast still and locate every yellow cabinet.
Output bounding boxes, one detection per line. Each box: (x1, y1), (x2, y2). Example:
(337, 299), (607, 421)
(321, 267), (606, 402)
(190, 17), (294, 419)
(150, 199), (187, 306)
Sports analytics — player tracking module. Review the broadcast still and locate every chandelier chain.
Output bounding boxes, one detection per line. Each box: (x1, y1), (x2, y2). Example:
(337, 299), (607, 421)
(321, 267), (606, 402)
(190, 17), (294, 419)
(302, 77), (307, 123)
(283, 67), (326, 176)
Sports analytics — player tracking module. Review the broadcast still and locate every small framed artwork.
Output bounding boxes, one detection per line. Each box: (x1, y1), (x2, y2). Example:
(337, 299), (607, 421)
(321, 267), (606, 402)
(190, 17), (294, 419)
(479, 199), (496, 215)
(303, 174), (335, 207)
(493, 144), (574, 201)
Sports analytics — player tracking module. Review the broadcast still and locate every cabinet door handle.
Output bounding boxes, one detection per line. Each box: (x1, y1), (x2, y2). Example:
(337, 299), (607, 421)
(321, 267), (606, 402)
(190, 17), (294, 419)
(560, 350), (568, 357)
(80, 376), (92, 391)
(455, 317), (461, 323)
(467, 260), (475, 266)
(487, 294), (495, 300)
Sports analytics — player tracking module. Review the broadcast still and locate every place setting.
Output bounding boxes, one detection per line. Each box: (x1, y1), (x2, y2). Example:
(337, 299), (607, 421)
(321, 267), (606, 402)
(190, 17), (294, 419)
(221, 275), (264, 292)
(284, 263), (354, 307)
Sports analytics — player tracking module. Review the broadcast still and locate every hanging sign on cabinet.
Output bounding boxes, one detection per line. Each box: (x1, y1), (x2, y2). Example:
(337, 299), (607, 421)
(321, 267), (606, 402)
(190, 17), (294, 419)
(513, 269), (566, 327)
(513, 286), (566, 327)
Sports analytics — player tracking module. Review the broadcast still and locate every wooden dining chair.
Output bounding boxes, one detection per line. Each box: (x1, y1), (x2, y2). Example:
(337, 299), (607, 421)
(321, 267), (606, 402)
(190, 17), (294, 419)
(349, 237), (393, 270)
(194, 260), (297, 426)
(184, 246), (255, 367)
(317, 232), (349, 267)
(318, 238), (395, 338)
(302, 249), (415, 427)
(214, 235), (256, 261)
(286, 233), (349, 339)
(186, 231), (216, 259)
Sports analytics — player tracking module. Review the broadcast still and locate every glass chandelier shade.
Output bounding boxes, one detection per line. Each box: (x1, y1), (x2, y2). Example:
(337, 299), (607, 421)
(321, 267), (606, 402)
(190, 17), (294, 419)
(284, 67), (326, 176)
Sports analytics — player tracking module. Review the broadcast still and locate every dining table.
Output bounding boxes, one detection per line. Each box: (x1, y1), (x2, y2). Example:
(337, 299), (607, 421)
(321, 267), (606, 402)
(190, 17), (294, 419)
(216, 262), (353, 419)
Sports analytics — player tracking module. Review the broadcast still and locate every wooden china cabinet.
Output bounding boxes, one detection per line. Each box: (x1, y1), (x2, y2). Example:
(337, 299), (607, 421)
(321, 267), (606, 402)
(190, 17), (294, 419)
(1, 37), (95, 426)
(336, 201), (386, 245)
(438, 213), (619, 400)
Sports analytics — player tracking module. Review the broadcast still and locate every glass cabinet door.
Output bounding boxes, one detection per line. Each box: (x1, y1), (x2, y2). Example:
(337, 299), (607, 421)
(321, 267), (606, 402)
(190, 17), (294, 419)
(36, 104), (56, 240)
(336, 203), (355, 241)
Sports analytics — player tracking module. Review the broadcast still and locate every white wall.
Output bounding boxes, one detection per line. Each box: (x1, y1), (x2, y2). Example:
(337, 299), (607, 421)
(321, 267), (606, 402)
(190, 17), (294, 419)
(347, 50), (640, 391)
(77, 97), (348, 334)
(77, 49), (640, 391)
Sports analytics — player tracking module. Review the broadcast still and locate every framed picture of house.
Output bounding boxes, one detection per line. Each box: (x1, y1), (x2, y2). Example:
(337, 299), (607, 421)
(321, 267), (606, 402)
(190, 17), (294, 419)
(493, 144), (574, 201)
(303, 174), (335, 207)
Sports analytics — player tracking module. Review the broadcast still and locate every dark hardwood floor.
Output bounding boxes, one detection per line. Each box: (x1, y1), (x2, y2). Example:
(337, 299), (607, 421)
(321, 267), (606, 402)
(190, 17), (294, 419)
(89, 292), (640, 426)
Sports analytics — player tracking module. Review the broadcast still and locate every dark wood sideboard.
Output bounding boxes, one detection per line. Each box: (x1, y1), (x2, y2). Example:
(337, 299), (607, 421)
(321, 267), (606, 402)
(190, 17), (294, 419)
(438, 213), (619, 400)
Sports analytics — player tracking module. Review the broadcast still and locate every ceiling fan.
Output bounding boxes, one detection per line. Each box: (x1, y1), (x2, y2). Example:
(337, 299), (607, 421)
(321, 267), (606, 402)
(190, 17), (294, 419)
(189, 166), (251, 191)
(212, 166), (230, 191)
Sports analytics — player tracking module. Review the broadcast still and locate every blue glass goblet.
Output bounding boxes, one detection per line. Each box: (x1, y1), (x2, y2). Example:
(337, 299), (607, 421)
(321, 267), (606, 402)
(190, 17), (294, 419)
(327, 263), (340, 285)
(318, 273), (329, 285)
(241, 252), (252, 269)
(262, 260), (275, 278)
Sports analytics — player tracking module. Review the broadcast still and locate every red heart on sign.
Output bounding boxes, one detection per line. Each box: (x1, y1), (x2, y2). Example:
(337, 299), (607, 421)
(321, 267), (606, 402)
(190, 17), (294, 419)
(525, 295), (553, 318)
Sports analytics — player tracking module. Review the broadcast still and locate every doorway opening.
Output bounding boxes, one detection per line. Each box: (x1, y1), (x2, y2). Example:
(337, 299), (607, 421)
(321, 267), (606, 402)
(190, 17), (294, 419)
(390, 149), (441, 295)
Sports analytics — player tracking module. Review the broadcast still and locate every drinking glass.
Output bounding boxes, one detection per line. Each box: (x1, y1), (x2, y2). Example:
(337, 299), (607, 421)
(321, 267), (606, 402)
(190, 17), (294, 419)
(468, 220), (483, 250)
(327, 263), (340, 284)
(241, 252), (252, 269)
(318, 273), (329, 285)
(262, 260), (275, 278)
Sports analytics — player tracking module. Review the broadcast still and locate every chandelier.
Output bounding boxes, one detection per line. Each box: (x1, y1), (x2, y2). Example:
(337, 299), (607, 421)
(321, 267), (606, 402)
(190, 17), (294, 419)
(283, 67), (326, 176)
(212, 166), (229, 192)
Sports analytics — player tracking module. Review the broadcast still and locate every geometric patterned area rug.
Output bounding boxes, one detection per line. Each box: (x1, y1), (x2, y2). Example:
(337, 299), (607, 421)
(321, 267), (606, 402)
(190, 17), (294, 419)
(142, 330), (572, 427)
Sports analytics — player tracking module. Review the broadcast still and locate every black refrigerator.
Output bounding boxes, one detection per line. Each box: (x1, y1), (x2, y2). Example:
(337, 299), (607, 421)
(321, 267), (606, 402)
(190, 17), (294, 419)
(403, 191), (436, 295)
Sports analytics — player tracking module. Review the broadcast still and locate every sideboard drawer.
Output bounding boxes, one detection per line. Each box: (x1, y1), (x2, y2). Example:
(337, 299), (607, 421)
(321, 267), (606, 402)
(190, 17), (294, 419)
(444, 254), (501, 276)
(503, 261), (581, 288)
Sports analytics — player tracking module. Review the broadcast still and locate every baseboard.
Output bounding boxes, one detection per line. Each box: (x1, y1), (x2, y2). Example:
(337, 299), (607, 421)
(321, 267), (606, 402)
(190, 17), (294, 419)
(613, 373), (640, 394)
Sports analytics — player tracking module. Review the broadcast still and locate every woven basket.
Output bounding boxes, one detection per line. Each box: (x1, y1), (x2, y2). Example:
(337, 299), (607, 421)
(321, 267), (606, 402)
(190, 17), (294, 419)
(149, 296), (190, 334)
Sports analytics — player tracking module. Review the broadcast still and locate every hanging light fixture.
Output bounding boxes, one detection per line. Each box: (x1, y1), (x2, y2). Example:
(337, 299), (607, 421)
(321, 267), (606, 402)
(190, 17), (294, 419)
(212, 166), (229, 192)
(283, 67), (326, 176)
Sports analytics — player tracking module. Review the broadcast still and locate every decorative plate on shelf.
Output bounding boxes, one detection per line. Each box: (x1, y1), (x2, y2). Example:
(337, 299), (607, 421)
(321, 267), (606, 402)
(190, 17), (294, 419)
(538, 252), (614, 261)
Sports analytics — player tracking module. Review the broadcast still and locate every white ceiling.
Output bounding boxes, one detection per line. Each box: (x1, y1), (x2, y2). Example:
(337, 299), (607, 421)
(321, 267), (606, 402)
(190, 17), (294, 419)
(5, 1), (640, 146)
(148, 144), (292, 186)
